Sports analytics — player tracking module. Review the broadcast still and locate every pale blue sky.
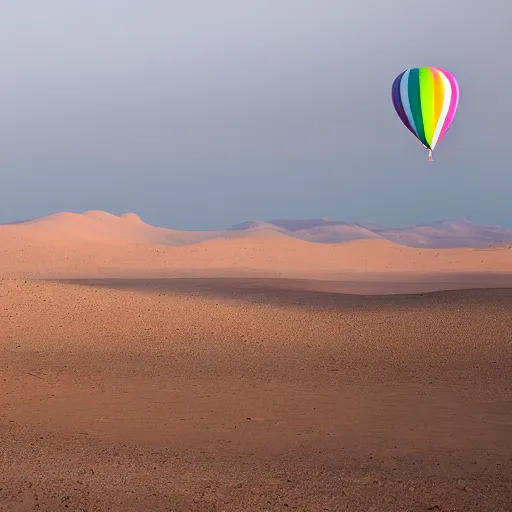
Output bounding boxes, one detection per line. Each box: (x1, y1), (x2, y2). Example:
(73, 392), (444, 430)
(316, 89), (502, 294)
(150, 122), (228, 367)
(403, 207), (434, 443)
(0, 0), (510, 229)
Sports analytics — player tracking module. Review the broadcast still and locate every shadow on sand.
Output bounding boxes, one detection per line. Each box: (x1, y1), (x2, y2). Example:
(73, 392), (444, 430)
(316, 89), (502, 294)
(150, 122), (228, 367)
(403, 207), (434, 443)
(54, 276), (512, 310)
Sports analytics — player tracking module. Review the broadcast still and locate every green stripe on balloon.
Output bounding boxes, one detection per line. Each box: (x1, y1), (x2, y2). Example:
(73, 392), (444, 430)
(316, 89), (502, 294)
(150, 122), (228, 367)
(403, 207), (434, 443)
(408, 69), (429, 148)
(419, 68), (435, 148)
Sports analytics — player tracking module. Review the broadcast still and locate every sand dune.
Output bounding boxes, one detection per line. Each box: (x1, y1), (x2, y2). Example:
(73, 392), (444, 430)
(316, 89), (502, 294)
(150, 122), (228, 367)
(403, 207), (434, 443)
(4, 210), (212, 246)
(0, 210), (293, 249)
(233, 218), (512, 248)
(1, 210), (512, 281)
(5, 212), (512, 250)
(380, 220), (512, 248)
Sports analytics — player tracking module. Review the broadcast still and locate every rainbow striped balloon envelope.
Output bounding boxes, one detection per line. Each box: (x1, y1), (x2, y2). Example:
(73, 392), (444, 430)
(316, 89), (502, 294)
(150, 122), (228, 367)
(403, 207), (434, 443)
(392, 67), (459, 161)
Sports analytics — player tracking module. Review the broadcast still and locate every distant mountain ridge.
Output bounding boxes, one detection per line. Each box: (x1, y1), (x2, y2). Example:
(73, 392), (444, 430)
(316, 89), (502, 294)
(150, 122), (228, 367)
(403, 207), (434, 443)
(229, 218), (512, 248)
(2, 212), (512, 249)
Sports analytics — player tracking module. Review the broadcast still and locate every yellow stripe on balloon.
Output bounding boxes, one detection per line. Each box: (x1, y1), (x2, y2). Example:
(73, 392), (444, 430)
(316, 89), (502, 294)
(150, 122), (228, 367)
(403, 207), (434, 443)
(419, 68), (435, 147)
(431, 68), (445, 131)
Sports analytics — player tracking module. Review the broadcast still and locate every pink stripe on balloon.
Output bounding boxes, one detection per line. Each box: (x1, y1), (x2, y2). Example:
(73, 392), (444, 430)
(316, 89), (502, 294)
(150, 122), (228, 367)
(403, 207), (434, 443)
(436, 68), (459, 146)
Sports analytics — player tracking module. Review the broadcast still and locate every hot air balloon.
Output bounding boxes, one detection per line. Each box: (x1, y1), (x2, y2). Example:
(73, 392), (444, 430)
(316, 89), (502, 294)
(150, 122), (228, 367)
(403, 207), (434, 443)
(392, 67), (459, 161)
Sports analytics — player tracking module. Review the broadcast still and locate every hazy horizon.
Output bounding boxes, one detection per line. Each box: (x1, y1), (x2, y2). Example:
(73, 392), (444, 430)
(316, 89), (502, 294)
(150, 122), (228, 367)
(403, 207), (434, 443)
(0, 1), (510, 229)
(3, 209), (512, 233)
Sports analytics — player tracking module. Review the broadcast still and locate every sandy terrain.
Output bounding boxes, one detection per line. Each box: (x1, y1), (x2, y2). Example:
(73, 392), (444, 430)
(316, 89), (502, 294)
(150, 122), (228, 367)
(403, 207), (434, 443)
(1, 211), (512, 510)
(5, 211), (512, 248)
(1, 211), (512, 281)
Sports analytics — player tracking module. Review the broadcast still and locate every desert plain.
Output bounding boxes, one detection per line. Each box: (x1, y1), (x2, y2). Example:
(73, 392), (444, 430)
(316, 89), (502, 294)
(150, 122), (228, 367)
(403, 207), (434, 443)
(1, 211), (512, 511)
